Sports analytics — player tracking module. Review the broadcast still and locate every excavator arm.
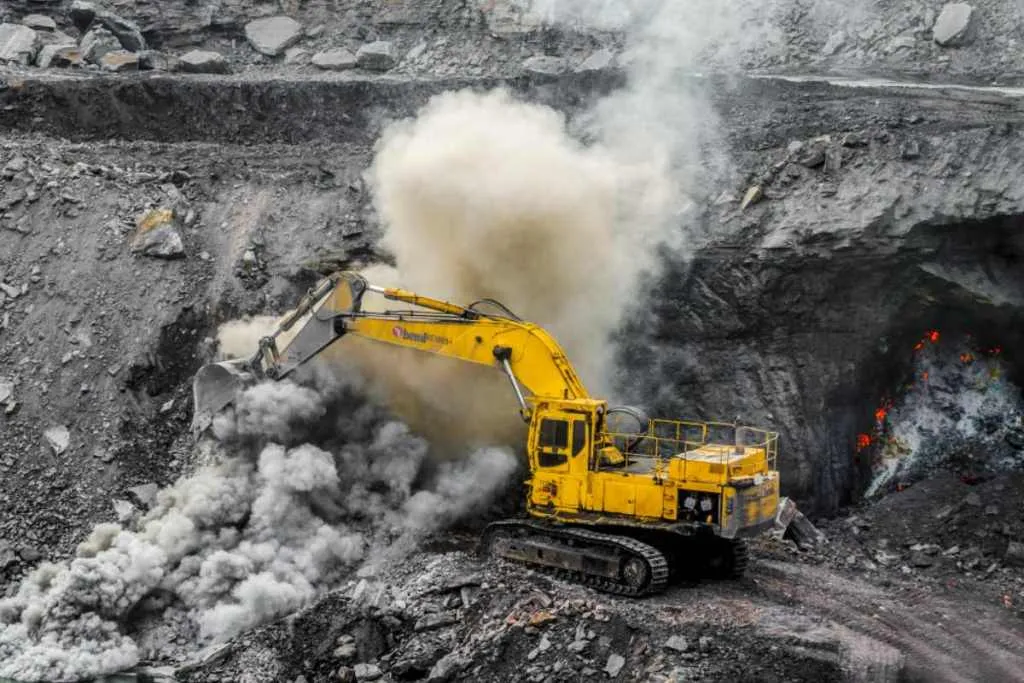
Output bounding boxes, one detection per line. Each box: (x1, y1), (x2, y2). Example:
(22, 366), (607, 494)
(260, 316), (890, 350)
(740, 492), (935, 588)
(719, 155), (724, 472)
(191, 271), (593, 436)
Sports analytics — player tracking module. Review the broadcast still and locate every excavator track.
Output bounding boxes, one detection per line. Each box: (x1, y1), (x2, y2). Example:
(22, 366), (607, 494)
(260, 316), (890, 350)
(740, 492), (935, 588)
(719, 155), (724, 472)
(479, 520), (670, 597)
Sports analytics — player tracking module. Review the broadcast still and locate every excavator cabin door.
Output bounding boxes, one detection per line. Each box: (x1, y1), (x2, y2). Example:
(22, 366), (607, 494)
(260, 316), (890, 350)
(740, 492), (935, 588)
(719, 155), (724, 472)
(529, 410), (590, 511)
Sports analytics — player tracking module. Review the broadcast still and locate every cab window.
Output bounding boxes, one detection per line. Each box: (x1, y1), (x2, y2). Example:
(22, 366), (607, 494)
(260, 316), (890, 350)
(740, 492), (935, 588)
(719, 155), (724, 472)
(538, 418), (568, 449)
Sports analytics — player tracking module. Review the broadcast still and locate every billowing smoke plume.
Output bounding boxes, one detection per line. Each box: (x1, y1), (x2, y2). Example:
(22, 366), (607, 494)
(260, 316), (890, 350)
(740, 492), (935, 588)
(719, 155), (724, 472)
(0, 371), (517, 681)
(866, 337), (1024, 497)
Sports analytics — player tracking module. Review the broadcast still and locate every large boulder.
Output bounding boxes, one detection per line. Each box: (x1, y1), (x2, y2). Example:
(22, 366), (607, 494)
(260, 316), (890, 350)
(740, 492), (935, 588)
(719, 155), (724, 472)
(0, 24), (40, 65)
(177, 50), (231, 74)
(355, 41), (397, 71)
(244, 16), (302, 56)
(933, 3), (976, 46)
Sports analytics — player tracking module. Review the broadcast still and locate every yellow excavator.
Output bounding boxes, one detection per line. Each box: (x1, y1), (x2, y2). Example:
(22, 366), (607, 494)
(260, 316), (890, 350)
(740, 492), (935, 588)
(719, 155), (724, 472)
(192, 271), (780, 596)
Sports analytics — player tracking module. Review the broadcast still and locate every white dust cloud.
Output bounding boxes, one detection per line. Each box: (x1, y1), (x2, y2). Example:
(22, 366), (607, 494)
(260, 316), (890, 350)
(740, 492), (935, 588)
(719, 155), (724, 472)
(0, 374), (517, 682)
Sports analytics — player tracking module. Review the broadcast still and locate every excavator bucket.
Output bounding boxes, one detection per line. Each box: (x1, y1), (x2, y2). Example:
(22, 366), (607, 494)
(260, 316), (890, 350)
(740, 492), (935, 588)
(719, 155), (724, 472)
(190, 359), (257, 438)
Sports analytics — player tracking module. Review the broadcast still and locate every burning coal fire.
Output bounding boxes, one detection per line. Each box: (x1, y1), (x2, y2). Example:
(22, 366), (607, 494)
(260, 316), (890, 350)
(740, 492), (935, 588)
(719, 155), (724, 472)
(859, 329), (1024, 497)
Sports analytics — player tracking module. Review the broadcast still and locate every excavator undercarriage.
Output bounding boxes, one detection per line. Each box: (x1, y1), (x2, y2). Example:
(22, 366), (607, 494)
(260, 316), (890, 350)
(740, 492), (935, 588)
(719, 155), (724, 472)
(479, 520), (748, 597)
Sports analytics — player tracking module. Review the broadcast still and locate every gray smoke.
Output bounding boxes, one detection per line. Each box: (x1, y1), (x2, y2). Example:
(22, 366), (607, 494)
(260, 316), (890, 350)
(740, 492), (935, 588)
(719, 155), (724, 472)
(0, 369), (518, 682)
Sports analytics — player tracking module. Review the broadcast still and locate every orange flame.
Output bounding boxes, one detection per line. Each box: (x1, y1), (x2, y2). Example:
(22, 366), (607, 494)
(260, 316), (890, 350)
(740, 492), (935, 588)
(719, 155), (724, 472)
(856, 433), (871, 450)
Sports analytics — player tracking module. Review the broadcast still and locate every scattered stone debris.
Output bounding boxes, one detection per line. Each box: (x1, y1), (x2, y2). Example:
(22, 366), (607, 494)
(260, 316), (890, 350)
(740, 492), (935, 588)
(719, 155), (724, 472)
(0, 23), (39, 65)
(933, 3), (976, 47)
(356, 41), (397, 71)
(245, 16), (303, 57)
(312, 48), (356, 71)
(177, 50), (230, 74)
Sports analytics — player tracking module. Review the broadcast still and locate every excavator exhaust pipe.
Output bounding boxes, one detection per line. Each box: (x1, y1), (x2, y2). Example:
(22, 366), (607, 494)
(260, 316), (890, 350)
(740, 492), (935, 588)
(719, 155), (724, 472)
(190, 359), (258, 438)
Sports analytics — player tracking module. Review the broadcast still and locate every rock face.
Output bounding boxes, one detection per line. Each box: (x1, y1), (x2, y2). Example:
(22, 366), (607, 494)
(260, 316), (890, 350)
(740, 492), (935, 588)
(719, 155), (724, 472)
(0, 23), (39, 65)
(244, 16), (303, 57)
(933, 3), (976, 46)
(177, 50), (230, 74)
(355, 41), (397, 71)
(312, 48), (356, 71)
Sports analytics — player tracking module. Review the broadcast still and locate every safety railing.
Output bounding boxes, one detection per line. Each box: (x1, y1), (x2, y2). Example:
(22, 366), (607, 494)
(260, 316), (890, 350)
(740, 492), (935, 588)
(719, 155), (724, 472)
(599, 418), (778, 478)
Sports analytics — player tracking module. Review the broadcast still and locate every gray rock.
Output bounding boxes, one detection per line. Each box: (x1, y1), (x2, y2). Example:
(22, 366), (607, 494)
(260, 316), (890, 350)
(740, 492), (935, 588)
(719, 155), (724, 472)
(574, 48), (615, 73)
(130, 208), (185, 259)
(933, 3), (976, 46)
(965, 491), (982, 506)
(138, 50), (177, 71)
(37, 44), (83, 68)
(665, 635), (689, 652)
(822, 31), (846, 56)
(44, 426), (70, 455)
(69, 1), (96, 33)
(94, 11), (146, 52)
(312, 48), (356, 71)
(414, 610), (459, 632)
(178, 50), (230, 74)
(337, 667), (356, 683)
(0, 23), (40, 65)
(245, 16), (303, 57)
(81, 26), (120, 64)
(0, 380), (12, 404)
(356, 41), (397, 71)
(128, 483), (159, 509)
(353, 663), (382, 681)
(604, 654), (625, 678)
(522, 54), (568, 77)
(21, 14), (57, 32)
(910, 551), (934, 568)
(284, 46), (310, 65)
(1005, 541), (1024, 567)
(427, 653), (469, 682)
(37, 29), (76, 47)
(100, 50), (139, 72)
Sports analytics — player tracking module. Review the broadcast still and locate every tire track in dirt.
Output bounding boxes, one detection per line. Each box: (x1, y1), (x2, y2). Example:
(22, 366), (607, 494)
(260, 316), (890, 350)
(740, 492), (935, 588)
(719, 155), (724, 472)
(756, 560), (1024, 682)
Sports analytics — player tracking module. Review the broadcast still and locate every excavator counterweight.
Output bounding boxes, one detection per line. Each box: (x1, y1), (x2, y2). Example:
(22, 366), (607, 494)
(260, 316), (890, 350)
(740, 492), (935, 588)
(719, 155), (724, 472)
(192, 271), (781, 595)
